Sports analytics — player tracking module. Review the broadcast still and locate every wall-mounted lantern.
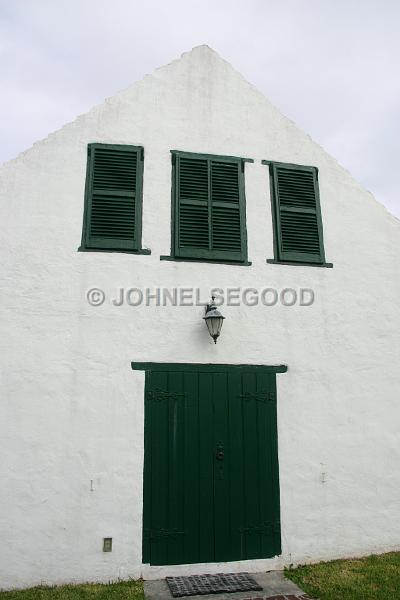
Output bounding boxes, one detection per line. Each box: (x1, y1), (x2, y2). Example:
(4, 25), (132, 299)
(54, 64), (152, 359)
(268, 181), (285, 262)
(203, 296), (225, 344)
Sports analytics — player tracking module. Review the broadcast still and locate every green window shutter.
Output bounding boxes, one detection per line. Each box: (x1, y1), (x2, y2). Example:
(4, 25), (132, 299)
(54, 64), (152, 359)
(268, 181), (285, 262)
(173, 152), (248, 262)
(177, 157), (210, 250)
(82, 143), (143, 251)
(270, 163), (326, 264)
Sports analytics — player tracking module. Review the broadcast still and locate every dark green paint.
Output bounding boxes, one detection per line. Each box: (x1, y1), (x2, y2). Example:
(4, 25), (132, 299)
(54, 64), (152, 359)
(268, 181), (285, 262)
(160, 255), (252, 266)
(264, 160), (330, 266)
(171, 150), (254, 163)
(78, 247), (151, 254)
(261, 159), (318, 173)
(170, 151), (249, 264)
(140, 363), (283, 566)
(132, 362), (288, 373)
(80, 143), (147, 253)
(266, 259), (333, 268)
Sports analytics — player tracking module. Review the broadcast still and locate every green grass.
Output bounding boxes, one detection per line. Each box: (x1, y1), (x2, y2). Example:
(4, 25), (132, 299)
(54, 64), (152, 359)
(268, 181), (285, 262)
(285, 551), (400, 600)
(0, 579), (144, 599)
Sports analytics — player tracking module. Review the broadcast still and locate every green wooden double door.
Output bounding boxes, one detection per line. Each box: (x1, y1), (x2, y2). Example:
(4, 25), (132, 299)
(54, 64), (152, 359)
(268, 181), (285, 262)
(142, 364), (282, 566)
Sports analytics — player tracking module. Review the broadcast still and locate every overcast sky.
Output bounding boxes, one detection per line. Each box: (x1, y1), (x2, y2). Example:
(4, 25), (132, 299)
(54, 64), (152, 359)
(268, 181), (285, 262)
(1, 0), (399, 216)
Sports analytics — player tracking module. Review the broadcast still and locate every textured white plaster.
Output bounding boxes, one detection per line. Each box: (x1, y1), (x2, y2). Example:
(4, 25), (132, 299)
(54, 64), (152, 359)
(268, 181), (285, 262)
(1, 45), (400, 590)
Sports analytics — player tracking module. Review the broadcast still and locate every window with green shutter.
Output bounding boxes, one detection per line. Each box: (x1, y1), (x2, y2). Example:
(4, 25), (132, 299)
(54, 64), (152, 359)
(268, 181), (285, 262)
(169, 151), (249, 263)
(80, 143), (147, 253)
(266, 161), (331, 267)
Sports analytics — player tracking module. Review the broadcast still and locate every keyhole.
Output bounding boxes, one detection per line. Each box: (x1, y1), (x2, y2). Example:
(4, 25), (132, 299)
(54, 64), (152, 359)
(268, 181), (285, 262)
(216, 443), (224, 461)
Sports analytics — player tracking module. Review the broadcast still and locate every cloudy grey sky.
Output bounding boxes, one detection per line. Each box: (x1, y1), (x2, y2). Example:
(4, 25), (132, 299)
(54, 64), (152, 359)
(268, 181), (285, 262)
(1, 0), (399, 216)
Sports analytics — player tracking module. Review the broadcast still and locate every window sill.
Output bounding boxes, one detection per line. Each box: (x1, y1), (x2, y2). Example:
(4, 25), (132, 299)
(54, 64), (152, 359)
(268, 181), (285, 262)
(160, 255), (252, 266)
(266, 258), (333, 268)
(78, 246), (151, 255)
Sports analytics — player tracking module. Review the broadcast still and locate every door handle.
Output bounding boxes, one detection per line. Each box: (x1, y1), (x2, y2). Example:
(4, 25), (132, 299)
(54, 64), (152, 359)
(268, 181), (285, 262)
(216, 444), (224, 460)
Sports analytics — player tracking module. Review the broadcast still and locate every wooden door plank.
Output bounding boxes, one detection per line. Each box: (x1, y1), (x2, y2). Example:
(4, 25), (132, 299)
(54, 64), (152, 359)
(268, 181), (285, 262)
(256, 371), (276, 557)
(269, 374), (282, 556)
(142, 370), (152, 563)
(183, 371), (201, 564)
(166, 370), (185, 565)
(198, 372), (215, 562)
(213, 371), (231, 562)
(241, 371), (261, 559)
(148, 370), (169, 565)
(227, 370), (245, 561)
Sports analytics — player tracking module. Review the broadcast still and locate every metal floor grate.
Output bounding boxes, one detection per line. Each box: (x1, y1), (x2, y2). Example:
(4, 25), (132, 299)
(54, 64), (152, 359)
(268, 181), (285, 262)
(166, 572), (263, 597)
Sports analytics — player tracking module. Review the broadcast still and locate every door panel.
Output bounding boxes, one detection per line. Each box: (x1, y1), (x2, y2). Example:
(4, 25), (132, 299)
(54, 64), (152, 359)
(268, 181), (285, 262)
(142, 366), (281, 566)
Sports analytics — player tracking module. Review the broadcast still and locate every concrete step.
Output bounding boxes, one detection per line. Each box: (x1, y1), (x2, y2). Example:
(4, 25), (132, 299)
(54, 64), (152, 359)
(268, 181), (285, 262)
(144, 571), (314, 600)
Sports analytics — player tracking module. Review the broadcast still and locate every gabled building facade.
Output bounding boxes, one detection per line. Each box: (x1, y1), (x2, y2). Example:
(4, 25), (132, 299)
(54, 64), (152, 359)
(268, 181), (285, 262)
(1, 45), (399, 590)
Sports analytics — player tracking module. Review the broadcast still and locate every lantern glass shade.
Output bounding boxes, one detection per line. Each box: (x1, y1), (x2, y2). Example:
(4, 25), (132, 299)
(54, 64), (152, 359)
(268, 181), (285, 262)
(203, 307), (225, 343)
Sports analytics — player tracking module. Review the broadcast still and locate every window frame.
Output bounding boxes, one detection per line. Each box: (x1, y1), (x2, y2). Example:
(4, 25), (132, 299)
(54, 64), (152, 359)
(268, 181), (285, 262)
(264, 159), (332, 268)
(79, 143), (149, 254)
(167, 150), (252, 265)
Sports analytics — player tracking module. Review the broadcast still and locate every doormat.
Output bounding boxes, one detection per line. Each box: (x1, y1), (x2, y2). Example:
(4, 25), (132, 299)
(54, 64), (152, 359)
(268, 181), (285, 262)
(166, 572), (263, 597)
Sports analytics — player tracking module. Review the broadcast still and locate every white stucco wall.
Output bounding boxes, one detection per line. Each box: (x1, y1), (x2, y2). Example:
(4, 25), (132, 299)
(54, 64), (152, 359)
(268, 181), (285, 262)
(1, 45), (400, 590)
